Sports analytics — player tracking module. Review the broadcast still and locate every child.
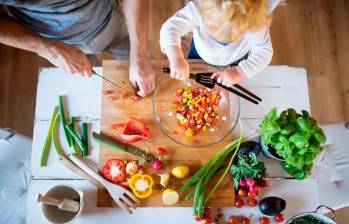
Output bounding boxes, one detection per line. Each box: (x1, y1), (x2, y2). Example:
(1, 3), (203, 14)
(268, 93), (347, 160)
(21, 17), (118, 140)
(160, 0), (280, 87)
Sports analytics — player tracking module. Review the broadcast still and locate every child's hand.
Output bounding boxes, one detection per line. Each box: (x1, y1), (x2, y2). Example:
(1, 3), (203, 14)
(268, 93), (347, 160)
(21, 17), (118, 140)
(211, 67), (243, 87)
(164, 45), (190, 81)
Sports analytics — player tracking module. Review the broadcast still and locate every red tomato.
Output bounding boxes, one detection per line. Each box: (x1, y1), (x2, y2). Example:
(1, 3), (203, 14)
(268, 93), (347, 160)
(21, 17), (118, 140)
(259, 217), (270, 224)
(247, 198), (258, 207)
(275, 213), (285, 222)
(229, 215), (239, 224)
(101, 159), (126, 183)
(238, 188), (248, 198)
(242, 217), (250, 224)
(111, 123), (125, 129)
(194, 213), (202, 221)
(102, 90), (113, 95)
(120, 118), (150, 143)
(156, 147), (167, 156)
(204, 217), (212, 224)
(235, 198), (244, 208)
(247, 192), (256, 198)
(108, 96), (117, 101)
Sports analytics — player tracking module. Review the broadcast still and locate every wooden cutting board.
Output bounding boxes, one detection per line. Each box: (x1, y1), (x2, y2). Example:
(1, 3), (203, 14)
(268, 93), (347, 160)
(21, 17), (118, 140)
(98, 60), (236, 207)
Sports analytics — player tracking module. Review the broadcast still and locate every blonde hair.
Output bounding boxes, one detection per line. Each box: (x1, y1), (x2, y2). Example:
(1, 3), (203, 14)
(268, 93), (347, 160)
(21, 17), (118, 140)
(199, 0), (272, 41)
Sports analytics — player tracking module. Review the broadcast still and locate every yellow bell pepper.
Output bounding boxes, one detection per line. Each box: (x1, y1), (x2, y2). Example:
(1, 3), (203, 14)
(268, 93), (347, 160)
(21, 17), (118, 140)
(128, 174), (154, 198)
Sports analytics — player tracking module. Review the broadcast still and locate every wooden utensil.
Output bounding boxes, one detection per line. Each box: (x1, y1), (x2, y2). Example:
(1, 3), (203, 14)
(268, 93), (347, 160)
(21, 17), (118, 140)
(36, 193), (80, 213)
(68, 154), (139, 214)
(59, 155), (104, 189)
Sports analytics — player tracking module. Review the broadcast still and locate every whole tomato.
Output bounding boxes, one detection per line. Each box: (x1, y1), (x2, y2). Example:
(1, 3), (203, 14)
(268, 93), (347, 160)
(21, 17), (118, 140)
(247, 198), (258, 207)
(237, 188), (248, 198)
(247, 191), (256, 198)
(229, 215), (239, 224)
(242, 217), (250, 224)
(275, 213), (285, 222)
(194, 213), (202, 221)
(259, 217), (270, 224)
(235, 198), (244, 208)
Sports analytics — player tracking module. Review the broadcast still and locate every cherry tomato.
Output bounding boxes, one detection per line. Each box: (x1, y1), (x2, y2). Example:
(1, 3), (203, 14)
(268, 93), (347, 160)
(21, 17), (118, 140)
(275, 213), (285, 222)
(247, 192), (255, 198)
(242, 217), (250, 224)
(238, 188), (248, 198)
(203, 207), (211, 216)
(156, 147), (167, 156)
(194, 213), (202, 221)
(259, 217), (270, 224)
(247, 198), (258, 207)
(204, 217), (212, 224)
(235, 198), (244, 208)
(229, 215), (239, 224)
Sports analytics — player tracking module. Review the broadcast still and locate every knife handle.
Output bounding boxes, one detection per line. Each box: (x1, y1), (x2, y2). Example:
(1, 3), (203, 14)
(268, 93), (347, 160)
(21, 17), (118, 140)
(163, 67), (197, 80)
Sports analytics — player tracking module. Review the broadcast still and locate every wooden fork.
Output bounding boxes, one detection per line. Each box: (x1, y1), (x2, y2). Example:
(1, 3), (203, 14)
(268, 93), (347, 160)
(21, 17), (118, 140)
(68, 154), (139, 214)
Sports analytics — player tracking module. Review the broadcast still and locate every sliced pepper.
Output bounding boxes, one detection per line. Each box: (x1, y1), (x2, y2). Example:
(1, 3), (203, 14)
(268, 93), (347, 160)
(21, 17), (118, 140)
(128, 174), (154, 198)
(101, 159), (126, 183)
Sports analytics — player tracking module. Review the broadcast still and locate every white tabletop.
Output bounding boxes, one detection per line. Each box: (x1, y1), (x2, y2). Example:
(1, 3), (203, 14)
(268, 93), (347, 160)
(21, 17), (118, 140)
(27, 66), (320, 224)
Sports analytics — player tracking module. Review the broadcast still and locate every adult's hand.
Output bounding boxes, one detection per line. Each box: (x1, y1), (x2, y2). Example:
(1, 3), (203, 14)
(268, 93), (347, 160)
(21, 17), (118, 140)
(39, 40), (92, 77)
(129, 58), (155, 97)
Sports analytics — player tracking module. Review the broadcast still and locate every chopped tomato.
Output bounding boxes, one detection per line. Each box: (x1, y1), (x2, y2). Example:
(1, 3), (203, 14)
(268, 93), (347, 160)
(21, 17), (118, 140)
(108, 96), (117, 101)
(156, 147), (167, 156)
(130, 95), (141, 102)
(111, 123), (125, 129)
(103, 90), (113, 95)
(101, 159), (126, 184)
(173, 86), (221, 136)
(120, 118), (150, 143)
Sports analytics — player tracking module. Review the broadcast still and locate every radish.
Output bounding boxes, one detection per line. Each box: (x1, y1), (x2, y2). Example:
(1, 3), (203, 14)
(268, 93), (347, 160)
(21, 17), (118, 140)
(246, 178), (255, 187)
(152, 160), (162, 171)
(239, 179), (247, 187)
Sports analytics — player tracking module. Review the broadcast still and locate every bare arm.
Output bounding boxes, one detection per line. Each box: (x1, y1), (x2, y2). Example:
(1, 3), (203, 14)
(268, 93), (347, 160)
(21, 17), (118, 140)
(0, 9), (92, 76)
(123, 0), (155, 96)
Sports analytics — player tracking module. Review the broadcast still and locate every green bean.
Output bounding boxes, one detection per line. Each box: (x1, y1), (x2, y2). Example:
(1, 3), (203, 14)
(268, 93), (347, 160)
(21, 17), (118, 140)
(69, 117), (79, 155)
(59, 96), (71, 146)
(65, 124), (87, 153)
(81, 122), (88, 156)
(40, 106), (58, 167)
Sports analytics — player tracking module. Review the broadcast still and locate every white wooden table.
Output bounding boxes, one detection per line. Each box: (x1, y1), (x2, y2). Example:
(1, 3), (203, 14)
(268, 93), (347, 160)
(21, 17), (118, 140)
(27, 66), (321, 224)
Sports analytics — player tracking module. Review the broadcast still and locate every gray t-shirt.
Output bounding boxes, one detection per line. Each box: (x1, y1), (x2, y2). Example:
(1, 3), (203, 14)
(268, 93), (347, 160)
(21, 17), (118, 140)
(1, 0), (115, 44)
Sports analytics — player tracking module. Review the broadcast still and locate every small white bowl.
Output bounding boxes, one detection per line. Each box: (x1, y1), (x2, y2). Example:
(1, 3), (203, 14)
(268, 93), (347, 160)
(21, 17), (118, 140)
(41, 184), (84, 224)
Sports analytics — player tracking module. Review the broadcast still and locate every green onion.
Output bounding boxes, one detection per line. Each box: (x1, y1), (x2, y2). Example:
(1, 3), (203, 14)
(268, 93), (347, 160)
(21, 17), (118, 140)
(52, 114), (65, 156)
(69, 117), (79, 155)
(81, 122), (88, 156)
(59, 96), (71, 147)
(40, 106), (58, 167)
(65, 124), (87, 153)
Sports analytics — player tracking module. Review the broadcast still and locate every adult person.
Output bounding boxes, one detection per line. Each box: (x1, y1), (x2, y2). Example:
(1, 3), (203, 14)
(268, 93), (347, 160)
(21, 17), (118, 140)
(0, 0), (155, 97)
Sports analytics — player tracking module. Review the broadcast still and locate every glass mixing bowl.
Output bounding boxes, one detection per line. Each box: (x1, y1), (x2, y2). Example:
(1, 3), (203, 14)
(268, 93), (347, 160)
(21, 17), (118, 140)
(152, 74), (240, 147)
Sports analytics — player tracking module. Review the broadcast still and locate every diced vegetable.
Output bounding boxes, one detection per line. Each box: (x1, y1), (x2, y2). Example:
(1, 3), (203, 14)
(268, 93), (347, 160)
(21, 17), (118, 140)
(81, 122), (88, 156)
(152, 159), (162, 170)
(101, 159), (126, 183)
(65, 124), (87, 154)
(92, 132), (156, 163)
(173, 86), (221, 136)
(59, 96), (71, 146)
(128, 174), (154, 198)
(40, 106), (58, 167)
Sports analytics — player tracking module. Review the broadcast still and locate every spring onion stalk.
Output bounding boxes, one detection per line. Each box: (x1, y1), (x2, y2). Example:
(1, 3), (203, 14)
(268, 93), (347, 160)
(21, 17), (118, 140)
(69, 117), (79, 155)
(59, 96), (71, 147)
(52, 114), (65, 156)
(65, 124), (87, 153)
(81, 122), (88, 156)
(205, 120), (244, 203)
(40, 106), (58, 167)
